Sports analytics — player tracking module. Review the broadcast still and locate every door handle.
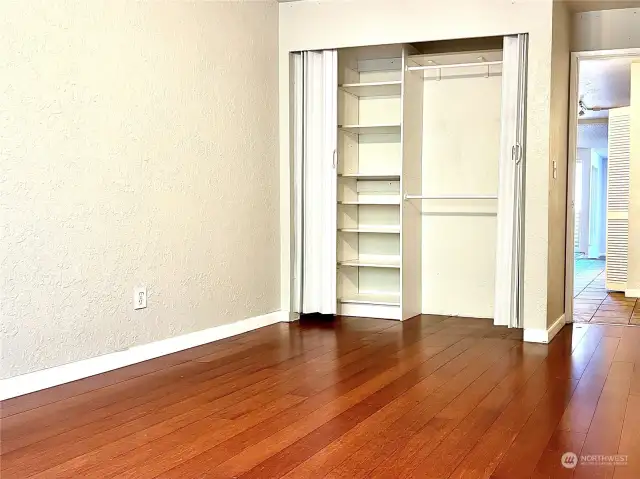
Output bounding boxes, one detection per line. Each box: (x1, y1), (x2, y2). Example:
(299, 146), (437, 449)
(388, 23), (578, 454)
(512, 144), (522, 164)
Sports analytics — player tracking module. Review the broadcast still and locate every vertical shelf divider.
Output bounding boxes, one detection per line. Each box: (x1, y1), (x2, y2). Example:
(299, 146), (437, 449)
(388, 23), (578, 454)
(400, 45), (424, 321)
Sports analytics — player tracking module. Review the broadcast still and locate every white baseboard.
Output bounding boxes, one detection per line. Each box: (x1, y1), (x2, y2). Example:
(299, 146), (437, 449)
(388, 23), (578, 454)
(523, 314), (566, 344)
(626, 289), (640, 298)
(0, 310), (289, 401)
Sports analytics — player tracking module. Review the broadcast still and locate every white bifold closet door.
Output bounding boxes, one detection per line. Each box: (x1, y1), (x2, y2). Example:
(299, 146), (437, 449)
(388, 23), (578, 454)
(605, 107), (631, 292)
(292, 50), (338, 314)
(494, 34), (528, 328)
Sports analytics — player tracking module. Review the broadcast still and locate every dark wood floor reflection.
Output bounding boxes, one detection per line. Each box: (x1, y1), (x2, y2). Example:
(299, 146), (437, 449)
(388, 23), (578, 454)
(2, 316), (640, 478)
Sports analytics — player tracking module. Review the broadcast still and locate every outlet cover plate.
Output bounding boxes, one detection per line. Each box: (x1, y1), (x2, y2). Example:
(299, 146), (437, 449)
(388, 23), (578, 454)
(134, 287), (147, 310)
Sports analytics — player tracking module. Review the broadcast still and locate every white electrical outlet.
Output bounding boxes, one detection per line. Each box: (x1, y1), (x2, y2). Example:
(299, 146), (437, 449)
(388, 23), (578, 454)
(134, 287), (147, 310)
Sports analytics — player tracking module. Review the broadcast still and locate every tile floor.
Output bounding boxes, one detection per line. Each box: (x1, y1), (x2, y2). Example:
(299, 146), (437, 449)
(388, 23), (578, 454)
(573, 258), (640, 325)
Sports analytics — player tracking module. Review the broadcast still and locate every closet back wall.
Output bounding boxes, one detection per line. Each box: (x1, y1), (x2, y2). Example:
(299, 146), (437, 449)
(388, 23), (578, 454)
(1, 1), (280, 378)
(279, 0), (555, 332)
(421, 62), (502, 318)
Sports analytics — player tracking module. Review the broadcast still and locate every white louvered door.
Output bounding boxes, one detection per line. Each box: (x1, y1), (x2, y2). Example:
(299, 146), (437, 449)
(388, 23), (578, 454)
(606, 107), (631, 292)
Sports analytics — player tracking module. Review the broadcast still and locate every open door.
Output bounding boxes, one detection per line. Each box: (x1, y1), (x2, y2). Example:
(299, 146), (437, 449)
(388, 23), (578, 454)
(605, 106), (630, 292)
(494, 34), (528, 328)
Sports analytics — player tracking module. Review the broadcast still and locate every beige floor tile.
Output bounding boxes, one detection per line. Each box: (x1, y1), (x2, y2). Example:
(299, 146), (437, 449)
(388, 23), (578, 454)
(593, 309), (632, 318)
(605, 306), (636, 312)
(591, 316), (630, 325)
(575, 299), (604, 305)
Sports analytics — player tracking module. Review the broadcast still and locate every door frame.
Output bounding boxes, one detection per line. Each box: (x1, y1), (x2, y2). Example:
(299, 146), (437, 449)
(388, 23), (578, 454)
(564, 48), (640, 324)
(587, 158), (599, 258)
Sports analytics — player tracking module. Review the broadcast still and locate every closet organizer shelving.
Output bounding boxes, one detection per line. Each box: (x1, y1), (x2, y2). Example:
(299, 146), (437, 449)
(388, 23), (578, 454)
(336, 45), (422, 320)
(295, 36), (527, 328)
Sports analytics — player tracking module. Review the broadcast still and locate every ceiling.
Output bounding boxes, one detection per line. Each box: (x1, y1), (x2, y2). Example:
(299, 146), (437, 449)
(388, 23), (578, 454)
(578, 57), (638, 119)
(278, 0), (640, 6)
(565, 0), (640, 11)
(277, 0), (640, 7)
(577, 120), (609, 151)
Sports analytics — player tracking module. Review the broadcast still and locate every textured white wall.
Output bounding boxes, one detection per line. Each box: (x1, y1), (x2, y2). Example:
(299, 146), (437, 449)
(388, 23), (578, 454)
(279, 0), (555, 331)
(572, 8), (640, 51)
(629, 62), (640, 294)
(0, 0), (280, 378)
(547, 1), (571, 326)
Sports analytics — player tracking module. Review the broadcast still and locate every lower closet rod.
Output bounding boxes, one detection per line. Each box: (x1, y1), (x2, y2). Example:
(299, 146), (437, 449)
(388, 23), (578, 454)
(404, 194), (498, 200)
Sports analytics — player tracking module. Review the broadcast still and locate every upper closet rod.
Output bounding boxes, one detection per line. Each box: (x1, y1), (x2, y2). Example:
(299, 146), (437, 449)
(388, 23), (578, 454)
(406, 60), (502, 72)
(404, 194), (498, 200)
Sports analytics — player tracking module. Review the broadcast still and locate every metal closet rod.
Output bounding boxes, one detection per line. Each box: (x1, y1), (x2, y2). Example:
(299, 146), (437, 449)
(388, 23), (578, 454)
(407, 60), (502, 72)
(404, 194), (499, 200)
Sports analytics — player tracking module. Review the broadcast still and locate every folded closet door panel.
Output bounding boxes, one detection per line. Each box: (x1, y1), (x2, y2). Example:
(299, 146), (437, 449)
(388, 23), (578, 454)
(494, 34), (528, 328)
(292, 53), (303, 314)
(294, 50), (338, 315)
(401, 48), (423, 321)
(606, 107), (630, 292)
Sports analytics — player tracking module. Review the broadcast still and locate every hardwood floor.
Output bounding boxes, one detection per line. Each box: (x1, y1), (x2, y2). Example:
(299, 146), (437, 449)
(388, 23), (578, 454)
(1, 315), (640, 478)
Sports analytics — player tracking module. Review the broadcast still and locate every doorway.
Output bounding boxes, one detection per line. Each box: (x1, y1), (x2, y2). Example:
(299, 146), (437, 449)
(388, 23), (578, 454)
(566, 49), (640, 326)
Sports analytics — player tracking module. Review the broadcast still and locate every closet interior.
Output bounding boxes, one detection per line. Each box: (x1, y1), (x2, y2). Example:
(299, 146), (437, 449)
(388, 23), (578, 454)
(337, 45), (405, 320)
(295, 35), (527, 327)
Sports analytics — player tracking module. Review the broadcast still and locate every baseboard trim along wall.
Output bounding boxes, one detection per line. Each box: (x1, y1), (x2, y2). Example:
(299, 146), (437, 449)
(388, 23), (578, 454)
(0, 310), (291, 401)
(626, 289), (640, 298)
(523, 314), (566, 344)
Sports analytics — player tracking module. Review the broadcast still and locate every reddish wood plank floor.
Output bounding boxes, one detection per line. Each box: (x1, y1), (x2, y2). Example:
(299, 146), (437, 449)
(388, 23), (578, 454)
(2, 316), (640, 478)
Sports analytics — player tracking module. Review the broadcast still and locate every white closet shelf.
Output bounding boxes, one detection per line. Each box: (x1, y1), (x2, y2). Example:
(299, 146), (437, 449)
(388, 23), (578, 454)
(339, 81), (402, 97)
(339, 226), (400, 234)
(338, 124), (401, 135)
(338, 257), (401, 268)
(408, 50), (503, 68)
(338, 199), (400, 205)
(339, 293), (400, 306)
(339, 173), (401, 180)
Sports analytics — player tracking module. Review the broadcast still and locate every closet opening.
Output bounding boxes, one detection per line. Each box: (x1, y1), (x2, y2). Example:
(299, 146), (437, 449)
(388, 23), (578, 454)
(293, 35), (528, 328)
(566, 49), (640, 327)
